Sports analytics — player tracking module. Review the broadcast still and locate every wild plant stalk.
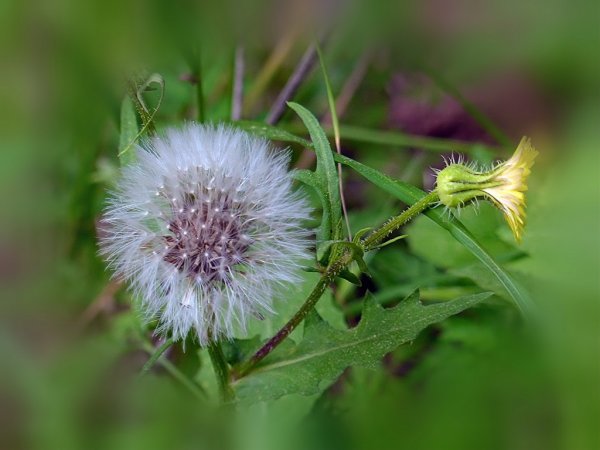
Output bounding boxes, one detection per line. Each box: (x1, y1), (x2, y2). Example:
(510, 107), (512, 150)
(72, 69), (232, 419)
(207, 340), (234, 402)
(235, 190), (440, 377)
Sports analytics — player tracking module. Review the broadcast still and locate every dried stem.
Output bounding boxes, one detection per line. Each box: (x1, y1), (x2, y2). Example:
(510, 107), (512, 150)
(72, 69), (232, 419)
(295, 51), (371, 170)
(266, 33), (328, 125)
(231, 46), (245, 121)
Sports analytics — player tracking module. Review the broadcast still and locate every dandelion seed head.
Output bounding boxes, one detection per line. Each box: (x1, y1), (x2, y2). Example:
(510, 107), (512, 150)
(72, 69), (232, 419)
(100, 124), (312, 344)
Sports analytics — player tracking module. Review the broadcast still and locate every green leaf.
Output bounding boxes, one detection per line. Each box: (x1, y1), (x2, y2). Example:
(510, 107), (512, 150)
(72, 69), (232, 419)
(369, 234), (407, 250)
(233, 291), (491, 402)
(237, 118), (499, 155)
(117, 96), (139, 166)
(288, 102), (342, 243)
(332, 152), (535, 319)
(337, 269), (362, 286)
(423, 67), (511, 147)
(234, 120), (313, 148)
(337, 124), (500, 155)
(119, 74), (165, 162)
(316, 45), (341, 154)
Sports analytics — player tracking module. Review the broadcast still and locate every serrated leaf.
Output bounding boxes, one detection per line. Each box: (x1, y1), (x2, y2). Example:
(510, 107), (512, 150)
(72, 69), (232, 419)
(288, 102), (342, 244)
(233, 291), (491, 402)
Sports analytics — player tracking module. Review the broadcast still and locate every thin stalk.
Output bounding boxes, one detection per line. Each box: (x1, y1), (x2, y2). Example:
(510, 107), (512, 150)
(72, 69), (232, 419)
(139, 338), (174, 377)
(140, 341), (206, 400)
(317, 44), (352, 240)
(235, 252), (353, 378)
(423, 67), (511, 147)
(286, 122), (502, 155)
(207, 340), (234, 402)
(362, 191), (439, 250)
(231, 46), (245, 121)
(236, 192), (441, 377)
(266, 31), (329, 125)
(244, 28), (297, 114)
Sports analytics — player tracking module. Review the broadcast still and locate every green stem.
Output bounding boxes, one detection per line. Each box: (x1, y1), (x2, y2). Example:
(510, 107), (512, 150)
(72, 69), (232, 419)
(139, 338), (174, 377)
(207, 340), (234, 402)
(235, 252), (353, 378)
(236, 192), (441, 377)
(362, 191), (439, 250)
(140, 341), (206, 400)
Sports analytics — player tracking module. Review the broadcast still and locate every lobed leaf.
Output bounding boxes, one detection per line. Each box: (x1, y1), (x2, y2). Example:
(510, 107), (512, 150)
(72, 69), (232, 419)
(233, 291), (491, 402)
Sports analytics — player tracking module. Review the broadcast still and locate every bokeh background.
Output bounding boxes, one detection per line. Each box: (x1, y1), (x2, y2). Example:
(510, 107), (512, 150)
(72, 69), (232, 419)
(1, 1), (598, 449)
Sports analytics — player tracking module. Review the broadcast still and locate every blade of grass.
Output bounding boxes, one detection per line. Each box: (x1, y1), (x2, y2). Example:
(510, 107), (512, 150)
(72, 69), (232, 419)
(234, 119), (500, 155)
(336, 124), (501, 154)
(317, 44), (352, 240)
(117, 97), (139, 166)
(248, 119), (501, 155)
(234, 120), (312, 147)
(139, 338), (174, 377)
(423, 67), (511, 147)
(266, 38), (324, 125)
(288, 102), (342, 243)
(244, 28), (297, 114)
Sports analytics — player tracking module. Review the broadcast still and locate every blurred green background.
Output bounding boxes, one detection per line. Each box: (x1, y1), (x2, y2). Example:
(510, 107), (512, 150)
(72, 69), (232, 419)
(1, 1), (598, 449)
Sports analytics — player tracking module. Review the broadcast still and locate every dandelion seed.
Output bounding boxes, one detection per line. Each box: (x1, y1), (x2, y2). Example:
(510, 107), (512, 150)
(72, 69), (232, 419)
(435, 137), (538, 242)
(100, 124), (311, 344)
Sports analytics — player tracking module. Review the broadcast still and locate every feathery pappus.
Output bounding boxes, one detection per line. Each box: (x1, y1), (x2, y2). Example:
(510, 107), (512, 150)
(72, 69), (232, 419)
(100, 124), (312, 344)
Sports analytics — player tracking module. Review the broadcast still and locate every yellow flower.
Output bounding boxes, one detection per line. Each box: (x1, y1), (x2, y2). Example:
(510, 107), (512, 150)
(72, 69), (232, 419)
(482, 137), (538, 242)
(435, 137), (538, 242)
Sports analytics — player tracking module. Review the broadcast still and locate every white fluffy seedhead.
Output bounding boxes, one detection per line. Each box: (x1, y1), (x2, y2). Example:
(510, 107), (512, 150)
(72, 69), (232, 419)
(100, 124), (312, 344)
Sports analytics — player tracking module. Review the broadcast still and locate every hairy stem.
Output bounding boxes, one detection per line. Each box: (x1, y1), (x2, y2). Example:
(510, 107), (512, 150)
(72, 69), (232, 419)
(362, 191), (439, 250)
(236, 191), (440, 377)
(207, 340), (234, 402)
(235, 252), (353, 378)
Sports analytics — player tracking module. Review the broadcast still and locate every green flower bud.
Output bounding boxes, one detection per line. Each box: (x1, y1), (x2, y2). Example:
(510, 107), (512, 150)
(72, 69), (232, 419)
(435, 137), (538, 242)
